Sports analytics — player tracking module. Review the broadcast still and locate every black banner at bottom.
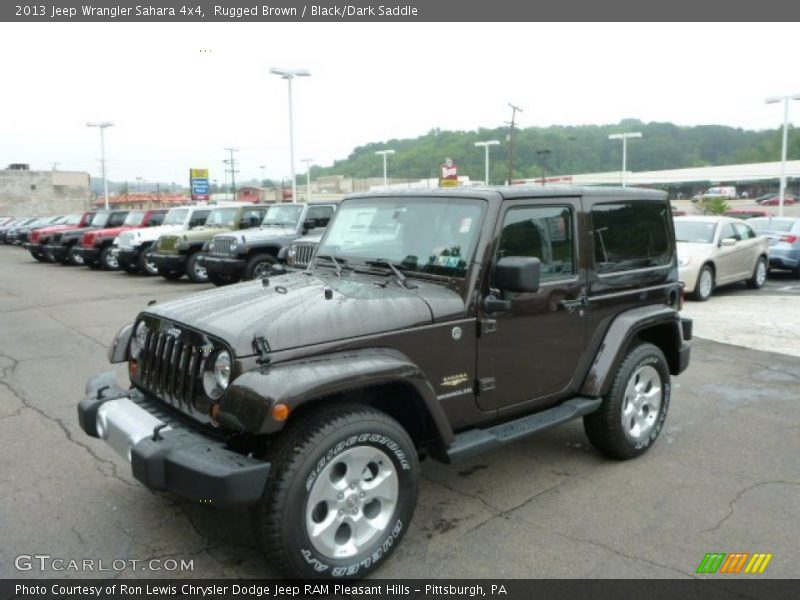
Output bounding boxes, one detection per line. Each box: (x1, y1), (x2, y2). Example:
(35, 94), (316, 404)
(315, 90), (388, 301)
(1, 579), (798, 600)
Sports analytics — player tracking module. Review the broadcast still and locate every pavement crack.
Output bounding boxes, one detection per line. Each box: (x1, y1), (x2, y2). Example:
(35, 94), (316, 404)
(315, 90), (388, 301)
(703, 480), (800, 533)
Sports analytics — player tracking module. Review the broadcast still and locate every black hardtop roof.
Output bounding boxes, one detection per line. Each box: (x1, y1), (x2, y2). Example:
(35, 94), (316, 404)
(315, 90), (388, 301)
(347, 185), (667, 203)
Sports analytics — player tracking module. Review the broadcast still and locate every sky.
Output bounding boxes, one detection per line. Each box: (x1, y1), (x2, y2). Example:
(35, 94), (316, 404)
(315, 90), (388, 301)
(1, 22), (798, 184)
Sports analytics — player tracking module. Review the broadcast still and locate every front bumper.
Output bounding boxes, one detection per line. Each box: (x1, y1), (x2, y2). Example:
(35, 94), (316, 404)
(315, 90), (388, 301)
(678, 317), (692, 374)
(150, 252), (187, 271)
(678, 265), (700, 294)
(116, 248), (142, 268)
(23, 242), (44, 256)
(75, 246), (101, 263)
(78, 372), (271, 507)
(43, 243), (68, 262)
(200, 255), (247, 275)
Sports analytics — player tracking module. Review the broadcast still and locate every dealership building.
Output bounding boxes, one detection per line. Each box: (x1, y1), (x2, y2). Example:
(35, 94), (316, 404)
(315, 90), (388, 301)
(0, 166), (92, 216)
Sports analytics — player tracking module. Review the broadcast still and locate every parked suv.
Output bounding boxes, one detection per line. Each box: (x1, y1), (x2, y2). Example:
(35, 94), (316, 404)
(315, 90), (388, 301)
(201, 202), (337, 285)
(114, 206), (212, 275)
(78, 187), (691, 579)
(44, 210), (129, 265)
(75, 209), (167, 270)
(23, 212), (95, 261)
(279, 231), (323, 269)
(4, 215), (63, 245)
(150, 204), (268, 282)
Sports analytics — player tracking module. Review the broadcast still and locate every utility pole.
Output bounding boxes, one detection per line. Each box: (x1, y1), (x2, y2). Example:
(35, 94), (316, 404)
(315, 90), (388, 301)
(536, 149), (551, 185)
(505, 103), (523, 185)
(224, 147), (239, 201)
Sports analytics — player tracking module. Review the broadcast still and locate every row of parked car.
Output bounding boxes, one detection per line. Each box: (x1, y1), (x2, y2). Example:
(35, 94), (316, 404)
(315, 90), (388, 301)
(0, 201), (338, 285)
(2, 204), (799, 302)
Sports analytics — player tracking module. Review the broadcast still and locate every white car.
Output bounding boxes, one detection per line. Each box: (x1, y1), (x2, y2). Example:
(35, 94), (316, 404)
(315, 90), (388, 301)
(113, 206), (211, 275)
(675, 216), (769, 301)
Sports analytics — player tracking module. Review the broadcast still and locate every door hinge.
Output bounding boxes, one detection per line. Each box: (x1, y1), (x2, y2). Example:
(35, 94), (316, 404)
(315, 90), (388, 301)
(477, 377), (496, 394)
(478, 319), (497, 336)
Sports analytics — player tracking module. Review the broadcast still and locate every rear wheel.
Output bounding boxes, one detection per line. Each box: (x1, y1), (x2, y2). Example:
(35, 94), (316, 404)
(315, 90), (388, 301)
(690, 265), (714, 301)
(253, 404), (419, 579)
(67, 245), (84, 266)
(100, 246), (119, 270)
(43, 248), (57, 263)
(746, 256), (767, 289)
(31, 252), (46, 262)
(186, 253), (208, 283)
(245, 254), (277, 280)
(584, 342), (671, 460)
(137, 246), (159, 276)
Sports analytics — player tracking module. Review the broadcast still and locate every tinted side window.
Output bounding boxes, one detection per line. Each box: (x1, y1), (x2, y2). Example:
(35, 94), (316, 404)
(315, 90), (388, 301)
(592, 202), (670, 273)
(307, 206), (335, 227)
(108, 212), (128, 227)
(497, 206), (574, 280)
(240, 208), (264, 229)
(147, 212), (165, 226)
(189, 210), (210, 228)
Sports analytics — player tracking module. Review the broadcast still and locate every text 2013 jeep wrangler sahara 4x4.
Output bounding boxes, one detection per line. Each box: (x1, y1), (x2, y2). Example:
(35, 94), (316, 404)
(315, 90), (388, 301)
(78, 187), (691, 579)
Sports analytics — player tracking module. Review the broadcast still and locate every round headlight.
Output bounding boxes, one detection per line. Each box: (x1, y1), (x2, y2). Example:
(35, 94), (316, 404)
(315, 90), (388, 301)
(130, 321), (148, 359)
(214, 351), (232, 390)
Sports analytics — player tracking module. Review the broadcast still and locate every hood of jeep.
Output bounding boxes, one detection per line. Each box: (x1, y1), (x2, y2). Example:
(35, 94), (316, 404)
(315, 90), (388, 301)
(182, 225), (234, 241)
(144, 271), (465, 356)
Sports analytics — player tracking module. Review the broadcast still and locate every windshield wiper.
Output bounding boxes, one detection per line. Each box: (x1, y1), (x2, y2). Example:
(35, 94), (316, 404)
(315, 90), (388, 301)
(315, 254), (346, 277)
(366, 259), (417, 290)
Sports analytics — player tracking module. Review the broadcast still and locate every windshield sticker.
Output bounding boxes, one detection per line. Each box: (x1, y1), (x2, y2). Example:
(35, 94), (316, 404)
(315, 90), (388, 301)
(459, 217), (473, 233)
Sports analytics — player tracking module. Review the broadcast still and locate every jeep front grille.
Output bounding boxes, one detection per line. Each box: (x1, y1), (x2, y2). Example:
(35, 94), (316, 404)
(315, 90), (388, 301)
(293, 243), (317, 268)
(211, 237), (235, 256)
(137, 329), (206, 410)
(157, 236), (178, 252)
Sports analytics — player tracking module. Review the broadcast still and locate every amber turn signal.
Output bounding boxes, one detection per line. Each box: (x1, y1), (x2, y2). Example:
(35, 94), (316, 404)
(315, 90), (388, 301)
(271, 403), (290, 422)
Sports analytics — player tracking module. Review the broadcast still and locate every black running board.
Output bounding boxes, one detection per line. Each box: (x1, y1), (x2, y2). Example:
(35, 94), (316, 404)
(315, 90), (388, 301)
(439, 397), (602, 463)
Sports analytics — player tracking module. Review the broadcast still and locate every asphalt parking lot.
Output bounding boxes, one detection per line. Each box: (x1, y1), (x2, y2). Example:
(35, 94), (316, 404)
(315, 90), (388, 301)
(0, 246), (798, 579)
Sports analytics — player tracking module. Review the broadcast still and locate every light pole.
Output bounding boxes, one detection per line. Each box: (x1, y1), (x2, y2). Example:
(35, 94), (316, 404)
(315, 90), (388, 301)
(224, 148), (239, 200)
(766, 94), (800, 217)
(259, 165), (267, 187)
(301, 158), (314, 202)
(135, 176), (143, 193)
(86, 121), (113, 209)
(536, 149), (551, 185)
(608, 132), (642, 187)
(375, 149), (395, 188)
(475, 140), (500, 186)
(270, 67), (311, 203)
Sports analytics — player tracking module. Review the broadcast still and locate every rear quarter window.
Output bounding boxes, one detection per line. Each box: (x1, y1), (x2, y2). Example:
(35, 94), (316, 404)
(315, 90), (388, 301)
(592, 201), (671, 274)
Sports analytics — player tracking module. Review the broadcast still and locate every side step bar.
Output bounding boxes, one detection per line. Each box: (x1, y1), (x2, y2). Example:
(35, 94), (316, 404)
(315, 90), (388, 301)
(440, 397), (602, 463)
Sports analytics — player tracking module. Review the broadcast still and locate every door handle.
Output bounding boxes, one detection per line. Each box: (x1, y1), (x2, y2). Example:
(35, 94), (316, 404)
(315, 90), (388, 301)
(559, 296), (588, 311)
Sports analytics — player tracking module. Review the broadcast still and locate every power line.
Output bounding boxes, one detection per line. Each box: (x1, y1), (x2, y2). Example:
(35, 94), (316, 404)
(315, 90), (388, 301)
(506, 103), (523, 184)
(224, 147), (239, 198)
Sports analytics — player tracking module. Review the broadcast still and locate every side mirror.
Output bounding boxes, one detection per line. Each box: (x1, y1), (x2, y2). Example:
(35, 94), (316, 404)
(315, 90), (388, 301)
(493, 256), (541, 293)
(303, 219), (316, 231)
(720, 237), (737, 247)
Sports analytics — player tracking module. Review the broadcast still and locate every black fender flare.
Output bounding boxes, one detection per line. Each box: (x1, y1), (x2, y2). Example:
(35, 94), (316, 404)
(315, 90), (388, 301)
(220, 347), (455, 445)
(580, 305), (687, 397)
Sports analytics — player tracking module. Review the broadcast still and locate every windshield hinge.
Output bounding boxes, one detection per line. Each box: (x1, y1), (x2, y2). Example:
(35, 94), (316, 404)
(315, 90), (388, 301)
(478, 319), (497, 337)
(477, 377), (496, 394)
(253, 336), (271, 364)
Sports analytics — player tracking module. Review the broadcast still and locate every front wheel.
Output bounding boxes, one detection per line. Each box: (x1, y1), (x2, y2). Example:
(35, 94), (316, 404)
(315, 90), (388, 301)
(66, 245), (84, 266)
(137, 246), (159, 276)
(746, 256), (767, 289)
(253, 404), (419, 579)
(186, 253), (208, 283)
(245, 254), (277, 280)
(583, 342), (671, 460)
(100, 246), (119, 270)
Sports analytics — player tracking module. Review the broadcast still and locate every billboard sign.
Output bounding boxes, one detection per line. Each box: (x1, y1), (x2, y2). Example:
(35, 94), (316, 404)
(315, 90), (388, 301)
(190, 168), (210, 201)
(440, 158), (459, 187)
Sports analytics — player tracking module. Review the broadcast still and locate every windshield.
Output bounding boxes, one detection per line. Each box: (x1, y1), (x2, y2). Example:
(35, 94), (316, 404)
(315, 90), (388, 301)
(90, 212), (110, 227)
(205, 207), (238, 227)
(123, 211), (146, 226)
(262, 204), (303, 227)
(674, 221), (717, 244)
(62, 214), (82, 225)
(162, 208), (188, 225)
(317, 198), (484, 278)
(748, 218), (795, 233)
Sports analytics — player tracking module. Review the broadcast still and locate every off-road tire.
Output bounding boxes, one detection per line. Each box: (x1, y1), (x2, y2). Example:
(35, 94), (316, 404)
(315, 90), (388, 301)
(158, 267), (184, 281)
(137, 246), (159, 276)
(100, 246), (119, 270)
(43, 248), (57, 263)
(119, 262), (139, 274)
(208, 271), (239, 286)
(31, 253), (46, 262)
(245, 254), (277, 280)
(746, 256), (767, 289)
(253, 404), (419, 579)
(690, 265), (714, 301)
(583, 342), (670, 460)
(186, 253), (208, 283)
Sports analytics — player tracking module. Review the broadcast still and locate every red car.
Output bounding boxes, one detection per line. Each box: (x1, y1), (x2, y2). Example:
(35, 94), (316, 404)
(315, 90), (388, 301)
(75, 209), (167, 270)
(23, 212), (95, 261)
(756, 194), (797, 206)
(722, 209), (769, 220)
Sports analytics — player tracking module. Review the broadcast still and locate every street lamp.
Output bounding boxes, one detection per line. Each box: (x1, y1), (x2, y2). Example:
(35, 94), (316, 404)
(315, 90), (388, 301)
(301, 158), (314, 202)
(270, 67), (311, 204)
(475, 140), (500, 186)
(765, 94), (800, 217)
(375, 149), (395, 188)
(259, 165), (267, 187)
(608, 132), (642, 187)
(135, 176), (143, 193)
(86, 121), (113, 209)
